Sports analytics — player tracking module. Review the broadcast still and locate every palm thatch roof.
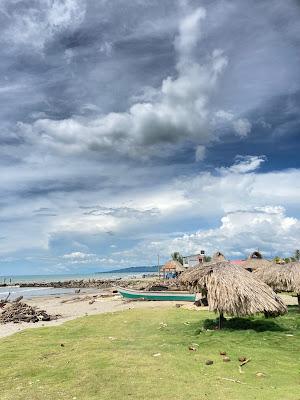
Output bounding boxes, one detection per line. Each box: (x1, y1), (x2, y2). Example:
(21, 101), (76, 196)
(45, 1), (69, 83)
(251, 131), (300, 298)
(179, 261), (287, 317)
(160, 260), (186, 273)
(212, 251), (226, 262)
(239, 251), (271, 271)
(254, 262), (300, 294)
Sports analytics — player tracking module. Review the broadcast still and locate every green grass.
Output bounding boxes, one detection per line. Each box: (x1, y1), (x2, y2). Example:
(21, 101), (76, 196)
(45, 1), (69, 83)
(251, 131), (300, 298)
(0, 306), (300, 400)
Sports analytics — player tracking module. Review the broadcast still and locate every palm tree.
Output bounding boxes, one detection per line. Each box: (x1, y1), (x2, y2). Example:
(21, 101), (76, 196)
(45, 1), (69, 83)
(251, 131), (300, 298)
(171, 252), (183, 265)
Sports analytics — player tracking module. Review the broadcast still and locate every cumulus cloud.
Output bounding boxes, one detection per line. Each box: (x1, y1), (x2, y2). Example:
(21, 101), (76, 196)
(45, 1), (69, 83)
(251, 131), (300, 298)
(157, 206), (300, 259)
(0, 1), (299, 273)
(16, 6), (247, 160)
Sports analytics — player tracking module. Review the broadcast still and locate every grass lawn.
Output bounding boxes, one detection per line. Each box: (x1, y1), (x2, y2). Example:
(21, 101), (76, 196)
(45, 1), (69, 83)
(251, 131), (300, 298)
(0, 306), (300, 400)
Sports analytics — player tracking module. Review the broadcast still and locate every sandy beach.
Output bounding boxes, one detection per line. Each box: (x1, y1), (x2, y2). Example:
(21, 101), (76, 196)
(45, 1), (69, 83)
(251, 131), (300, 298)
(0, 289), (189, 339)
(0, 290), (297, 340)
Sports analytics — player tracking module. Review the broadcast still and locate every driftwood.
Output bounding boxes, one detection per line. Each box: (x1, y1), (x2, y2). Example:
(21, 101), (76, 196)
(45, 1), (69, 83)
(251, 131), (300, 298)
(240, 358), (251, 367)
(0, 301), (57, 324)
(0, 292), (10, 308)
(13, 295), (23, 303)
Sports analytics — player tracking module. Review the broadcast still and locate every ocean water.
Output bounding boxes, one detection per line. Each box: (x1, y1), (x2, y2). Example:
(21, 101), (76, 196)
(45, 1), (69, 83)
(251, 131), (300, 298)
(0, 271), (153, 284)
(0, 271), (154, 300)
(0, 286), (94, 300)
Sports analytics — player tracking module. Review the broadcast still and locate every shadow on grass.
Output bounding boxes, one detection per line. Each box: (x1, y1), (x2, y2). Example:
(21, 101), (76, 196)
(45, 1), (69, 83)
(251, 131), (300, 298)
(287, 305), (300, 314)
(201, 317), (287, 332)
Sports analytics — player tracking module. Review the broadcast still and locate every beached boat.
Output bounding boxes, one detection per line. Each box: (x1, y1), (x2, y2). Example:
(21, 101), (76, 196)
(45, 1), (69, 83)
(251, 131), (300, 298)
(117, 287), (196, 301)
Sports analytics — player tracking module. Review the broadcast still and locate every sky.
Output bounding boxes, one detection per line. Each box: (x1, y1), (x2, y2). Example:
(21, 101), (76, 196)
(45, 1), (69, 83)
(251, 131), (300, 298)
(0, 0), (300, 275)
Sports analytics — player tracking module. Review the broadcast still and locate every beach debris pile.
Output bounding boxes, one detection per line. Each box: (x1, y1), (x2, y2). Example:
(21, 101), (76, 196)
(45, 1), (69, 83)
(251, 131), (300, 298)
(0, 300), (58, 324)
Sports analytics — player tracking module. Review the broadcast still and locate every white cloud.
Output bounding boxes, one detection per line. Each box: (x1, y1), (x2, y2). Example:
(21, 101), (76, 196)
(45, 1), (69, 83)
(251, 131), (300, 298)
(62, 251), (95, 260)
(195, 145), (206, 161)
(1, 0), (86, 50)
(221, 155), (266, 174)
(214, 111), (252, 137)
(160, 206), (300, 258)
(174, 7), (206, 63)
(0, 153), (299, 268)
(233, 118), (252, 137)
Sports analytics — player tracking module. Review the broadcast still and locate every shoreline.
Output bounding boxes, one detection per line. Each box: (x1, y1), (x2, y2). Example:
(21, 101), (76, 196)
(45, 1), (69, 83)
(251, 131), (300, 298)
(0, 291), (297, 340)
(0, 289), (189, 339)
(0, 273), (159, 287)
(0, 276), (168, 301)
(0, 276), (159, 289)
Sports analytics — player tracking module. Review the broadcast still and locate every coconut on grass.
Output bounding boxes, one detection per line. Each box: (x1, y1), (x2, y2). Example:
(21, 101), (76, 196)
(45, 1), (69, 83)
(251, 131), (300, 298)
(179, 261), (287, 327)
(254, 262), (300, 307)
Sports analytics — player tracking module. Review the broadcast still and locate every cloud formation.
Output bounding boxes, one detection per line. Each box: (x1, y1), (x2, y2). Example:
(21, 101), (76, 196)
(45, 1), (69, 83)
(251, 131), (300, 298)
(17, 6), (251, 161)
(0, 1), (300, 273)
(1, 0), (85, 50)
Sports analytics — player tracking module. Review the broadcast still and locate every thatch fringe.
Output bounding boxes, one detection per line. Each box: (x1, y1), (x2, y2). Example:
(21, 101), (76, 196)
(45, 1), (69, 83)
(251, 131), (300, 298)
(179, 261), (287, 317)
(212, 251), (226, 262)
(240, 252), (271, 271)
(254, 262), (300, 294)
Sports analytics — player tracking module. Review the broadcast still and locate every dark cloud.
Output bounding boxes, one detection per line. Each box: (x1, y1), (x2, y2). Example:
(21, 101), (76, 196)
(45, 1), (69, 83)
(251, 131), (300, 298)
(0, 0), (299, 272)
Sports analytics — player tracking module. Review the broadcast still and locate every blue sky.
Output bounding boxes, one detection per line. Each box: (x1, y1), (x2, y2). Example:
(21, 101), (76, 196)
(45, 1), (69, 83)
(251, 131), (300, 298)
(0, 0), (300, 275)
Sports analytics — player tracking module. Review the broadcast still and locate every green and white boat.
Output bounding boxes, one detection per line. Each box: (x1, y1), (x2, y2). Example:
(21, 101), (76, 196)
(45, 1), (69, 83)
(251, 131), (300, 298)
(117, 287), (196, 302)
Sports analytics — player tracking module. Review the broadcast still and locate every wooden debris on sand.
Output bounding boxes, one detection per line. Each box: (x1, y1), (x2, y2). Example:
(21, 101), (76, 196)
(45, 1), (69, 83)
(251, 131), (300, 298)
(0, 301), (58, 324)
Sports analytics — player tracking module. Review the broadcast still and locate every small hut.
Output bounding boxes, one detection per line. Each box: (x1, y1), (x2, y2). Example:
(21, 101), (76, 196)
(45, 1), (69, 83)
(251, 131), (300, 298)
(254, 262), (300, 307)
(212, 251), (226, 262)
(179, 261), (287, 324)
(240, 251), (271, 272)
(160, 260), (186, 277)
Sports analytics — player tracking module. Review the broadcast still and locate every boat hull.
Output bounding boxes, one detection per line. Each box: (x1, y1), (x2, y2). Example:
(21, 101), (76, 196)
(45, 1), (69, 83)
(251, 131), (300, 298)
(117, 287), (196, 302)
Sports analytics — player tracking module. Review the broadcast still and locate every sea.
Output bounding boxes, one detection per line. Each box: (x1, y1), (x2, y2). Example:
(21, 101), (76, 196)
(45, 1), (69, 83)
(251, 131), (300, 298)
(0, 271), (154, 300)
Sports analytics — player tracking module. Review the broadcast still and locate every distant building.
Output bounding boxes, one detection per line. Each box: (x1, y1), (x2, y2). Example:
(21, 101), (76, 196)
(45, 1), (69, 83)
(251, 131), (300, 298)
(183, 251), (205, 268)
(160, 260), (186, 278)
(230, 259), (245, 265)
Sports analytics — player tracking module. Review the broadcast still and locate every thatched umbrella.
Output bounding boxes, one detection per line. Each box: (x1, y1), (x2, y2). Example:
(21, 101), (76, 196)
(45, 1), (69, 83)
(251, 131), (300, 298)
(240, 251), (271, 272)
(160, 260), (185, 276)
(254, 262), (300, 307)
(212, 251), (226, 262)
(179, 261), (287, 326)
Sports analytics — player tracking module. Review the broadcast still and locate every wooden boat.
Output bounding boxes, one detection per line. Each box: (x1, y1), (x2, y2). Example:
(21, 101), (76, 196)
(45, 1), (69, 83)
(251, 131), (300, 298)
(117, 287), (196, 302)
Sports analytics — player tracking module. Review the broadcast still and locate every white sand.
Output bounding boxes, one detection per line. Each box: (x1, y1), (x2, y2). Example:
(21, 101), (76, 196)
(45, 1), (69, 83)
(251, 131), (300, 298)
(0, 292), (297, 339)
